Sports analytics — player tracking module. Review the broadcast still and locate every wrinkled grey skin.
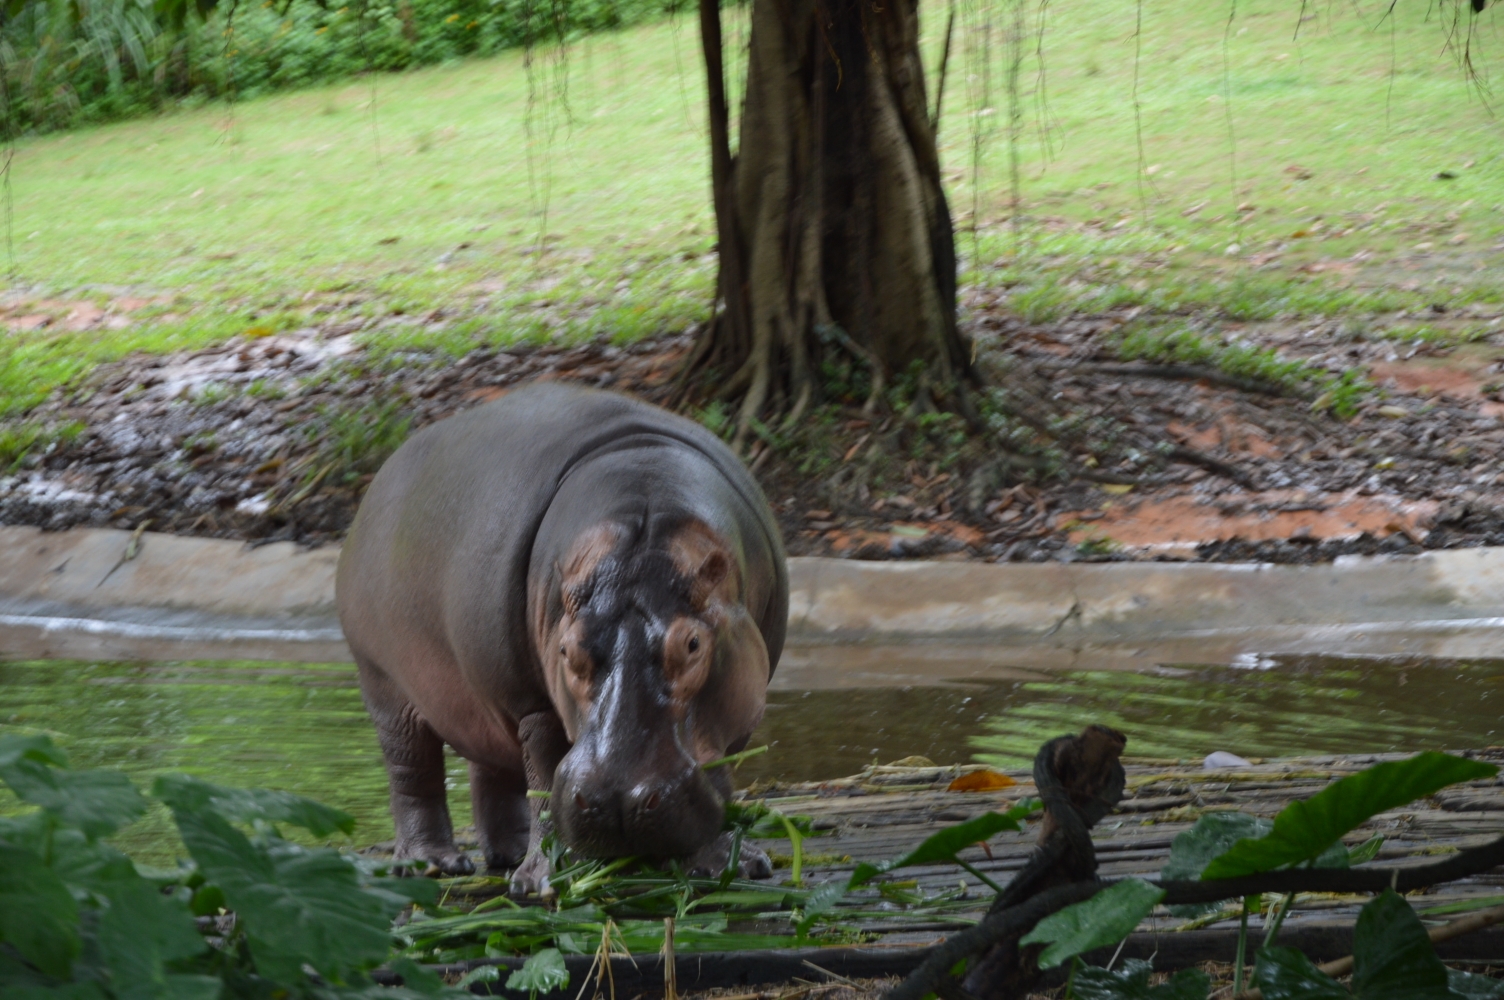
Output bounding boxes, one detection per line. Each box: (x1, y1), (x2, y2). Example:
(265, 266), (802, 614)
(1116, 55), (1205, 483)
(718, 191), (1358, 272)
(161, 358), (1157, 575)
(336, 384), (787, 892)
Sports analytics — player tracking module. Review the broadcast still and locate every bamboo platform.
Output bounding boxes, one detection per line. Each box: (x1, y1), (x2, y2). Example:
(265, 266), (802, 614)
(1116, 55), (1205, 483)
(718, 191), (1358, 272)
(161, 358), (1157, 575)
(405, 750), (1504, 997)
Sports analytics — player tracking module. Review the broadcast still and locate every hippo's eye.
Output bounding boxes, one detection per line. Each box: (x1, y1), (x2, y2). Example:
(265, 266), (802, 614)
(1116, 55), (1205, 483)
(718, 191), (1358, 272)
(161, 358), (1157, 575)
(560, 644), (567, 658)
(688, 635), (700, 654)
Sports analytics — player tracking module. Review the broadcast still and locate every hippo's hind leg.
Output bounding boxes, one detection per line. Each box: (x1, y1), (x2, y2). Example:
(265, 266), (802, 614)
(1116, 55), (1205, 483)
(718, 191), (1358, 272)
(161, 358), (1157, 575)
(356, 656), (474, 876)
(467, 761), (529, 871)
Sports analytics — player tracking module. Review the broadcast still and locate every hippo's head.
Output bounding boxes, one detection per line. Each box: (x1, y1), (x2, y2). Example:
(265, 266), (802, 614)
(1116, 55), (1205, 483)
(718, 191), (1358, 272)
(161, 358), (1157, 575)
(536, 518), (770, 859)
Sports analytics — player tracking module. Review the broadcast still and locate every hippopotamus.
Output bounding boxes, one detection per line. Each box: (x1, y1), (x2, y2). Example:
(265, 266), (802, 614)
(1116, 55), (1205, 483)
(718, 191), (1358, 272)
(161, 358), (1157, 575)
(336, 383), (787, 892)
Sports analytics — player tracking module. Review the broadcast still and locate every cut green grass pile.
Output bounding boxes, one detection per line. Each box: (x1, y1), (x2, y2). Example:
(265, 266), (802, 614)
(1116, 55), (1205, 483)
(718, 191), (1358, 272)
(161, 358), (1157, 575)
(1, 0), (1500, 415)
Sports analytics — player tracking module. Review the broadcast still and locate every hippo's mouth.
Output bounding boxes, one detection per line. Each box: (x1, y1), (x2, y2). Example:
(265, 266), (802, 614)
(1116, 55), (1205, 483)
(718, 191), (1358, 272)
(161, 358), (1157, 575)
(550, 745), (726, 859)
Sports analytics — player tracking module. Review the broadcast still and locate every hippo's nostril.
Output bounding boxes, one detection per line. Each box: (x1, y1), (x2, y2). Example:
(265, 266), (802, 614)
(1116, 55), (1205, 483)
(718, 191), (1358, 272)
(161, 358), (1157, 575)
(644, 790), (662, 811)
(575, 791), (588, 811)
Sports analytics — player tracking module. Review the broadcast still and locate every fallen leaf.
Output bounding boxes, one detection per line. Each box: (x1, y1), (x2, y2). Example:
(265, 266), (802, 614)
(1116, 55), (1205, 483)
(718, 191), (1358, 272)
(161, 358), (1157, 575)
(948, 770), (1017, 792)
(1436, 171), (1458, 180)
(1101, 483), (1134, 495)
(377, 236), (401, 245)
(244, 325), (274, 339)
(1377, 405), (1409, 419)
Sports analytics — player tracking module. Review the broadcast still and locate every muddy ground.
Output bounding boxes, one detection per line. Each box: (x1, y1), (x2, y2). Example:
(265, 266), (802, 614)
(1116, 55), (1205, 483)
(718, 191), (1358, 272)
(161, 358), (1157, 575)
(5, 284), (1504, 562)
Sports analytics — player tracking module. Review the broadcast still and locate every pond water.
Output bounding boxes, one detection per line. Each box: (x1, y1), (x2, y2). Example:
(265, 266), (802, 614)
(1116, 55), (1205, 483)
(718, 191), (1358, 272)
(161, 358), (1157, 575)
(2, 652), (1501, 861)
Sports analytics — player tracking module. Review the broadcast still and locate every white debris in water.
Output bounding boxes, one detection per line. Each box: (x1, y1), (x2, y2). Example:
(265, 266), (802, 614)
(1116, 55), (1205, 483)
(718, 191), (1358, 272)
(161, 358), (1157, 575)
(1230, 652), (1276, 671)
(1204, 751), (1253, 769)
(235, 495), (271, 516)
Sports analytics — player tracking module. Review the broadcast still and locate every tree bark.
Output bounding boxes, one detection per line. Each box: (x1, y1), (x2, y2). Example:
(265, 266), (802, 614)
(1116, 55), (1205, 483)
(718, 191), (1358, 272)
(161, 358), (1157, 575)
(693, 0), (970, 440)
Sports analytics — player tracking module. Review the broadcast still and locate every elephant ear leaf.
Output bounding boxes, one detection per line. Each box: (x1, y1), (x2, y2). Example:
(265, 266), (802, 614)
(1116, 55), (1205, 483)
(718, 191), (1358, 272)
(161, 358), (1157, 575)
(1019, 879), (1165, 970)
(152, 773), (354, 837)
(849, 799), (1038, 887)
(0, 735), (146, 841)
(0, 840), (81, 978)
(1349, 889), (1455, 1000)
(1202, 753), (1495, 879)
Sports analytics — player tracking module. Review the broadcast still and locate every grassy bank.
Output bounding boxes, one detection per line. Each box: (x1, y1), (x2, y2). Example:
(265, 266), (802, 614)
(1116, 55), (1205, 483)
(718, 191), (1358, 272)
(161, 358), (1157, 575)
(1, 0), (1500, 415)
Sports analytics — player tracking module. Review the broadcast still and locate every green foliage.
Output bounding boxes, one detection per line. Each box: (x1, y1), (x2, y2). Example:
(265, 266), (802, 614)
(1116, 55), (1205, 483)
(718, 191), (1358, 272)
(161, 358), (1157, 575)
(0, 732), (436, 999)
(1450, 970), (1504, 998)
(1116, 323), (1372, 415)
(306, 400), (413, 483)
(849, 801), (1038, 888)
(0, 422), (85, 472)
(1201, 753), (1497, 880)
(506, 947), (569, 995)
(1253, 891), (1459, 999)
(0, 0), (684, 134)
(1160, 812), (1351, 917)
(1071, 959), (1212, 1000)
(1020, 878), (1166, 969)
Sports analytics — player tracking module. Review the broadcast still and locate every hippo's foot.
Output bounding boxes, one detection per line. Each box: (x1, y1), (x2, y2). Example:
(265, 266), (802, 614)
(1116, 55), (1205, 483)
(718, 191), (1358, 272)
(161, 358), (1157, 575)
(508, 850), (557, 900)
(684, 832), (773, 880)
(394, 842), (476, 878)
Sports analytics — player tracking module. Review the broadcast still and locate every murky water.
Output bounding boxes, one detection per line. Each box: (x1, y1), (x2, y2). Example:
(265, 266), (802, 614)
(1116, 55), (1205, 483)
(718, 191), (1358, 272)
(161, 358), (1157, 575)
(3, 653), (1501, 860)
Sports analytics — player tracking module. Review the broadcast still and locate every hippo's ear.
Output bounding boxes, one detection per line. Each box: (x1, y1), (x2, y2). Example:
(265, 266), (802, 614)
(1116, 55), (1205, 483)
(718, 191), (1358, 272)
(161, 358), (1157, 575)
(690, 551), (730, 610)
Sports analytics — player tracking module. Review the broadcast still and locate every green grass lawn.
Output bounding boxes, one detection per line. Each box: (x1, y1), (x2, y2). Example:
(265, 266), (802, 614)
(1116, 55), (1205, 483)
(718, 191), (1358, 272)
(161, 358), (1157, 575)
(2, 0), (1500, 414)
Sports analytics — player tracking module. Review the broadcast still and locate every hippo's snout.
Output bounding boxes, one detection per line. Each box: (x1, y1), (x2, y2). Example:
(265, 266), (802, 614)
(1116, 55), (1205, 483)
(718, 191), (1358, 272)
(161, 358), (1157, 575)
(552, 751), (724, 859)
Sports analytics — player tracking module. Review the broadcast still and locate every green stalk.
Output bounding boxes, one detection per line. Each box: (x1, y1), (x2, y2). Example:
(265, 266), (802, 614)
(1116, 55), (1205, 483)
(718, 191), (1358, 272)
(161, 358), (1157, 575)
(1263, 891), (1295, 949)
(1233, 895), (1255, 995)
(702, 744), (770, 770)
(956, 858), (1006, 896)
(777, 813), (805, 886)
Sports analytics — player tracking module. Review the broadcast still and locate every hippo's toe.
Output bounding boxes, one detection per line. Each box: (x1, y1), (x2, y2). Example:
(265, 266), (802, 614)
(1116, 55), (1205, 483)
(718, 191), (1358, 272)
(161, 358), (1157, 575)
(396, 843), (476, 877)
(508, 851), (556, 899)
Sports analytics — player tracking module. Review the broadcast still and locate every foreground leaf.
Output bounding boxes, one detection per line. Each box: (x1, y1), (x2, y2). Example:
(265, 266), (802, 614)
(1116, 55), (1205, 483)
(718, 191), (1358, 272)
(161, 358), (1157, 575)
(0, 840), (80, 978)
(1253, 946), (1349, 1000)
(96, 877), (216, 1000)
(1020, 879), (1165, 969)
(849, 799), (1037, 886)
(1202, 754), (1495, 879)
(1349, 889), (1455, 1000)
(153, 773), (355, 837)
(507, 948), (569, 993)
(168, 806), (391, 984)
(0, 735), (146, 840)
(1161, 812), (1271, 916)
(1073, 959), (1211, 1000)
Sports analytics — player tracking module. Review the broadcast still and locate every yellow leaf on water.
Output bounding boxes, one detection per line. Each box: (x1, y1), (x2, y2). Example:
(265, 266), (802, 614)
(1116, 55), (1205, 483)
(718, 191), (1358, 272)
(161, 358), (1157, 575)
(1101, 484), (1133, 495)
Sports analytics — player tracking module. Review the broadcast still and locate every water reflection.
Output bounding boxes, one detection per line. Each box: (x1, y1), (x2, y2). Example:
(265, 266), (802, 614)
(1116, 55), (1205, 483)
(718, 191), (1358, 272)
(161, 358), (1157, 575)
(2, 654), (1500, 860)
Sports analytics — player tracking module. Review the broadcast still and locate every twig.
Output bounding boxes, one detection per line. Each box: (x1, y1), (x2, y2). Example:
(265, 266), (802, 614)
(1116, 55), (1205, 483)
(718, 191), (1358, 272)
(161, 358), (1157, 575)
(1230, 903), (1504, 1000)
(1065, 362), (1305, 400)
(1168, 445), (1258, 491)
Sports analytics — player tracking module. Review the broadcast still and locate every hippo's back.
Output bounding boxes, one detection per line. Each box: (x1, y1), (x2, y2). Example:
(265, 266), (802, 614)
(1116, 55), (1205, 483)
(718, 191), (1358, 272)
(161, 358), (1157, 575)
(337, 384), (786, 721)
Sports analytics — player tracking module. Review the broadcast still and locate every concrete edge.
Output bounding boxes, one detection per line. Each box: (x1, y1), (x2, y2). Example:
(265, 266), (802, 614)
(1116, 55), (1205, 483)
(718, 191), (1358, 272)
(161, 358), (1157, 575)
(1, 524), (1502, 663)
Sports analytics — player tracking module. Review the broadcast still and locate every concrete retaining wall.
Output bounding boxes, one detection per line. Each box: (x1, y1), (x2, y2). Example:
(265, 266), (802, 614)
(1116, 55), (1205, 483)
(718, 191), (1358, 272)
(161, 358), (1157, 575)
(2, 525), (1501, 663)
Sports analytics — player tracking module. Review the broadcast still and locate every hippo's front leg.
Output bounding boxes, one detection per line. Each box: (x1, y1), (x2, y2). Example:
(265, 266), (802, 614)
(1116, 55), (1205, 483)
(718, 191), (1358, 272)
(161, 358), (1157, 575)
(357, 657), (475, 876)
(509, 711), (572, 898)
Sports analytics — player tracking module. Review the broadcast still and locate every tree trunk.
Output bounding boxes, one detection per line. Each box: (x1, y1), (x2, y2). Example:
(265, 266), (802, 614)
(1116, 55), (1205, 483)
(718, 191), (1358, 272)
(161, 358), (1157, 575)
(693, 0), (970, 440)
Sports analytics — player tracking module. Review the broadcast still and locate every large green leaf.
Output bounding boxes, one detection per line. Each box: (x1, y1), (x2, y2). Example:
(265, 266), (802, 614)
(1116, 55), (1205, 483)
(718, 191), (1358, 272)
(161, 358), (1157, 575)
(1252, 946), (1350, 999)
(0, 736), (146, 841)
(506, 948), (569, 994)
(153, 773), (355, 838)
(1019, 878), (1165, 969)
(1073, 959), (1211, 1000)
(1349, 889), (1455, 1000)
(0, 840), (81, 978)
(1161, 812), (1271, 917)
(1202, 754), (1496, 879)
(167, 806), (392, 985)
(849, 799), (1037, 886)
(95, 877), (216, 1000)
